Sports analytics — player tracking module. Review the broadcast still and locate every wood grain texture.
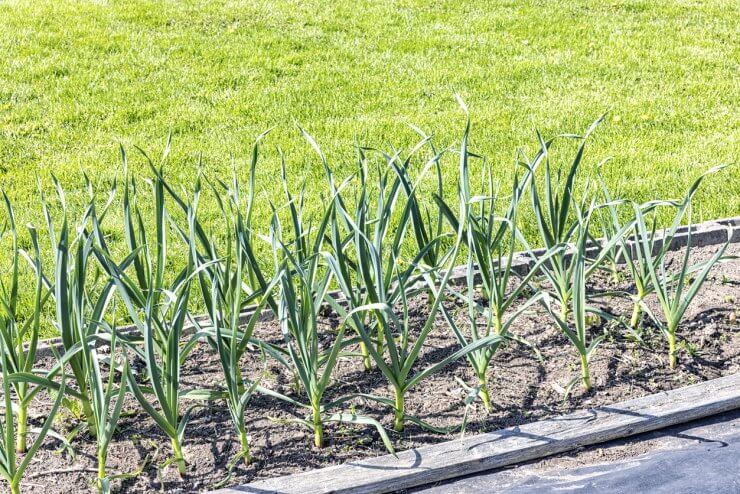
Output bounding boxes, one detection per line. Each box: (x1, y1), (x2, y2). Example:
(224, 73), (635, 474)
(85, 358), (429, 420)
(215, 371), (740, 494)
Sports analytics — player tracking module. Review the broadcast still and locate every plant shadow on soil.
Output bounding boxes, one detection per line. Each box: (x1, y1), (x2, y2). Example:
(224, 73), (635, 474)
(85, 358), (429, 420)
(13, 244), (740, 493)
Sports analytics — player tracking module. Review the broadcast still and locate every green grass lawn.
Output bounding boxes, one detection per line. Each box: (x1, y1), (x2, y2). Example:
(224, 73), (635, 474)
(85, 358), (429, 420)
(0, 0), (737, 317)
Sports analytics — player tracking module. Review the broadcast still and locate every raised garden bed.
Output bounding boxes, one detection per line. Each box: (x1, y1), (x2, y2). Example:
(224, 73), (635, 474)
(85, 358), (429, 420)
(13, 240), (740, 493)
(2, 124), (737, 494)
(227, 372), (740, 494)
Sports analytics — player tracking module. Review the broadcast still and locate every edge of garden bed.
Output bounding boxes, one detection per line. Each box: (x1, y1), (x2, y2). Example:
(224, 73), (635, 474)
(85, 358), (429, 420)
(33, 215), (740, 358)
(214, 371), (740, 494)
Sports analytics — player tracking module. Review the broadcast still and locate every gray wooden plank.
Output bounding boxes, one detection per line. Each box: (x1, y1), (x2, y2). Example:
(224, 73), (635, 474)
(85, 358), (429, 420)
(215, 371), (740, 494)
(416, 410), (740, 494)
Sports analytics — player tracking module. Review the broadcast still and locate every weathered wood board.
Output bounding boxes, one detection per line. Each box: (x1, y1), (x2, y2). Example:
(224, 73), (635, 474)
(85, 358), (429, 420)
(216, 371), (740, 494)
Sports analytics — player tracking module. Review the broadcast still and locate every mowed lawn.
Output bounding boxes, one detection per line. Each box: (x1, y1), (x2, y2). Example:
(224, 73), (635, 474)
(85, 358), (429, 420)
(0, 0), (738, 265)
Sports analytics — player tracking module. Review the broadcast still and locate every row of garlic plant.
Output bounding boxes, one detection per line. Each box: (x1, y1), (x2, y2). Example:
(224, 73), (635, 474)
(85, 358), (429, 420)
(0, 110), (734, 494)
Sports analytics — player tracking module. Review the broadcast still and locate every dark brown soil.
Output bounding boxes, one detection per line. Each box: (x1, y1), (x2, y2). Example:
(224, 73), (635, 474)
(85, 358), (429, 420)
(12, 243), (740, 493)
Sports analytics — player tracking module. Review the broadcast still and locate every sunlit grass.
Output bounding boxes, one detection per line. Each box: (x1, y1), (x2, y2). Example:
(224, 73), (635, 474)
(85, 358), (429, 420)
(0, 0), (737, 336)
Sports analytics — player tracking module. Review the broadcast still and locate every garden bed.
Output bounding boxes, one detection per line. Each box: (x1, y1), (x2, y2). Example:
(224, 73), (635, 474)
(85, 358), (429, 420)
(14, 242), (740, 493)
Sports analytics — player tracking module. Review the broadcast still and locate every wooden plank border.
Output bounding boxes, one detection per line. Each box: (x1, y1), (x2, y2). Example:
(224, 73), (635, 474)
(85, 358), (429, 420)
(215, 371), (740, 494)
(33, 215), (739, 358)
